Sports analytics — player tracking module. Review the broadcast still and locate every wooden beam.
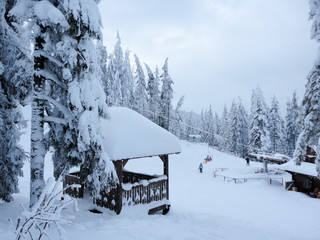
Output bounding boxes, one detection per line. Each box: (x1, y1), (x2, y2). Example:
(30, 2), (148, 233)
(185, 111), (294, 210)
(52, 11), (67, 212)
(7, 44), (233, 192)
(122, 159), (129, 168)
(159, 155), (169, 200)
(113, 160), (123, 214)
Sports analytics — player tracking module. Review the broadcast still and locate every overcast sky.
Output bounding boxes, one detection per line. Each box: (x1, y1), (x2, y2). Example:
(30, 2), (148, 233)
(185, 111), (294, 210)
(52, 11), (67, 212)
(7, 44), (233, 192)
(98, 0), (317, 116)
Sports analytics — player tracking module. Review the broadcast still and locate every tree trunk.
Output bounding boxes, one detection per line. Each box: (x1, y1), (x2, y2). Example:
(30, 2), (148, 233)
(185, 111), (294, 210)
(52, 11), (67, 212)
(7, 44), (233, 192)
(30, 28), (46, 208)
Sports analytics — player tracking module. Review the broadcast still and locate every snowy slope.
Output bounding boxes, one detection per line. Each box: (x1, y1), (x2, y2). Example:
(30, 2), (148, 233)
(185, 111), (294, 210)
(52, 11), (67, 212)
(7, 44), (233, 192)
(0, 107), (319, 239)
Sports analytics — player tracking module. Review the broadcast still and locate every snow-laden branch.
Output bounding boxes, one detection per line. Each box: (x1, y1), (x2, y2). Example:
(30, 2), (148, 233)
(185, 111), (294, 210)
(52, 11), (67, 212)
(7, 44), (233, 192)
(35, 70), (67, 91)
(34, 93), (73, 120)
(34, 50), (64, 68)
(44, 116), (68, 125)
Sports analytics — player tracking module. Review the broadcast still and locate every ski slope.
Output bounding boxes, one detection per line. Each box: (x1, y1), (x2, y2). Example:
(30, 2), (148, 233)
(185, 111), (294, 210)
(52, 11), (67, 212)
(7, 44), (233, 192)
(1, 139), (319, 239)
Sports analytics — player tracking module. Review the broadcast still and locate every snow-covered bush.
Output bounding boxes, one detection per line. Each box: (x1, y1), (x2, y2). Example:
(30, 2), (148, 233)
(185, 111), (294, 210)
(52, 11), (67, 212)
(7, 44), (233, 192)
(13, 176), (78, 240)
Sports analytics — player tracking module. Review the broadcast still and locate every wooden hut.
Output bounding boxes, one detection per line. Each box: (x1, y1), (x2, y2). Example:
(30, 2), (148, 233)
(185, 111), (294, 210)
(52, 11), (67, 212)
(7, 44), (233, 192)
(280, 147), (320, 194)
(63, 107), (181, 215)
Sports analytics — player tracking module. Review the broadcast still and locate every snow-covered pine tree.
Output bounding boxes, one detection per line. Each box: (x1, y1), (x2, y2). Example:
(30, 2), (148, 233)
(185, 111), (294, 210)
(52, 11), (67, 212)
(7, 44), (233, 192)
(0, 79), (25, 203)
(105, 31), (123, 107)
(10, 0), (68, 207)
(268, 96), (286, 154)
(145, 64), (161, 124)
(59, 0), (118, 197)
(285, 91), (301, 156)
(236, 98), (249, 157)
(0, 0), (30, 202)
(205, 106), (215, 146)
(293, 0), (320, 175)
(170, 95), (185, 139)
(185, 111), (198, 138)
(228, 100), (237, 153)
(218, 104), (230, 152)
(160, 58), (174, 131)
(248, 87), (271, 154)
(122, 50), (134, 108)
(133, 54), (148, 117)
(229, 98), (249, 157)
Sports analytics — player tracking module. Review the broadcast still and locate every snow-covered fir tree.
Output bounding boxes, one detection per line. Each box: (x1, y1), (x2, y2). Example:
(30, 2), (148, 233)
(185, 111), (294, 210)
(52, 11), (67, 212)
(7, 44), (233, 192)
(268, 96), (286, 154)
(229, 98), (248, 157)
(249, 87), (271, 154)
(200, 106), (215, 146)
(10, 0), (69, 207)
(294, 0), (320, 176)
(285, 91), (301, 156)
(160, 58), (174, 131)
(105, 32), (123, 107)
(121, 50), (134, 108)
(170, 95), (185, 139)
(218, 105), (230, 151)
(0, 0), (30, 202)
(58, 0), (118, 197)
(0, 85), (25, 203)
(133, 54), (148, 117)
(185, 111), (199, 138)
(145, 64), (161, 125)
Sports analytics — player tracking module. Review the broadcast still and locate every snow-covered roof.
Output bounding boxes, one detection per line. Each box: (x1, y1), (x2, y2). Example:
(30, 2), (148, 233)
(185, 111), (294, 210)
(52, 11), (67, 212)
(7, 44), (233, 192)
(100, 107), (181, 161)
(278, 160), (318, 177)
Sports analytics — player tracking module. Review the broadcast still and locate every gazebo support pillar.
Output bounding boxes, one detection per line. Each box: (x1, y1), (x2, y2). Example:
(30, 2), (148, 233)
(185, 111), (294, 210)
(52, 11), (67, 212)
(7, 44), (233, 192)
(160, 154), (169, 200)
(114, 160), (123, 214)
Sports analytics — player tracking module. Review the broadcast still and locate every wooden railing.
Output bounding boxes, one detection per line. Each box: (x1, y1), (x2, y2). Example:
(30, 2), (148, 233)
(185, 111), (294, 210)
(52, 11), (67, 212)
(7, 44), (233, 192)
(122, 176), (167, 206)
(215, 174), (283, 185)
(64, 173), (84, 198)
(64, 170), (168, 212)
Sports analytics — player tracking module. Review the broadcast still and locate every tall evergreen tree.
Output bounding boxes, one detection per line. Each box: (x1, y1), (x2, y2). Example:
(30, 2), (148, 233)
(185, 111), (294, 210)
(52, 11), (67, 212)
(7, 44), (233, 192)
(10, 0), (69, 207)
(229, 98), (248, 157)
(219, 104), (230, 151)
(57, 0), (118, 197)
(204, 106), (215, 146)
(294, 0), (320, 176)
(122, 50), (134, 108)
(268, 96), (286, 154)
(145, 64), (161, 124)
(105, 31), (123, 107)
(0, 0), (30, 202)
(249, 87), (271, 153)
(133, 54), (148, 117)
(285, 92), (301, 156)
(160, 58), (174, 131)
(170, 95), (185, 139)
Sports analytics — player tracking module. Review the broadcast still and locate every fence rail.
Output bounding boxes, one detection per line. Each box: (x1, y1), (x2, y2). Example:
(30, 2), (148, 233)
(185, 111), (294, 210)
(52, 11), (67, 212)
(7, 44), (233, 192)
(214, 174), (283, 185)
(64, 170), (168, 211)
(122, 178), (167, 206)
(64, 174), (83, 198)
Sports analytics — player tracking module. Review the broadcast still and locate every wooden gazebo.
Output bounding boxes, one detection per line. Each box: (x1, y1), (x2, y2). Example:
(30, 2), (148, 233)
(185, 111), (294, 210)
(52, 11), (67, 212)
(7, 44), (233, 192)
(64, 107), (181, 215)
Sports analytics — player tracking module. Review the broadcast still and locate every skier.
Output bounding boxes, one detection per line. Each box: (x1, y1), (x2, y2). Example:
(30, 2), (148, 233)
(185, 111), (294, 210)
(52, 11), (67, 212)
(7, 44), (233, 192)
(199, 163), (203, 173)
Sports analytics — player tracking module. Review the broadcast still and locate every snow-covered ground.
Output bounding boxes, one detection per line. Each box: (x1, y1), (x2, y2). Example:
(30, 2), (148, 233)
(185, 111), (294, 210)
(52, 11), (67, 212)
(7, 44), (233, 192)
(1, 140), (319, 240)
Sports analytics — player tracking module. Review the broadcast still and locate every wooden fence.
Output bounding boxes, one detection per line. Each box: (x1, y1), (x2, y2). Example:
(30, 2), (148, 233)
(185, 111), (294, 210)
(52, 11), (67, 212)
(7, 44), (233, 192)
(122, 177), (167, 206)
(64, 173), (84, 198)
(215, 174), (283, 185)
(64, 170), (168, 211)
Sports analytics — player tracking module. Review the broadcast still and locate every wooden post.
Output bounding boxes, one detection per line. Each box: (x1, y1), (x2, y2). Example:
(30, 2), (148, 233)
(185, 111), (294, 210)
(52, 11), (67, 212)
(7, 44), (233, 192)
(114, 160), (123, 214)
(160, 155), (169, 200)
(263, 160), (268, 173)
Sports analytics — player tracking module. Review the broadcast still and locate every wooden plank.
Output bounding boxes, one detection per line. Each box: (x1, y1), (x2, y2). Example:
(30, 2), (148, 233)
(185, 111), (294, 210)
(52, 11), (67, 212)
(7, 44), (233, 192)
(148, 204), (170, 215)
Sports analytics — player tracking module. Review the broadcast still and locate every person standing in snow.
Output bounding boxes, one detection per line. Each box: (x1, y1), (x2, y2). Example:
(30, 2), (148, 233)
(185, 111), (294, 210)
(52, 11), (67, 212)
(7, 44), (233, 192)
(245, 156), (250, 166)
(199, 163), (203, 173)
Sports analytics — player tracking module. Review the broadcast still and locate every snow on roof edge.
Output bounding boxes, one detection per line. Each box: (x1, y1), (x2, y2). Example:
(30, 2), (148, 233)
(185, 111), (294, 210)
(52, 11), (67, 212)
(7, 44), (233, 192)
(101, 107), (181, 161)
